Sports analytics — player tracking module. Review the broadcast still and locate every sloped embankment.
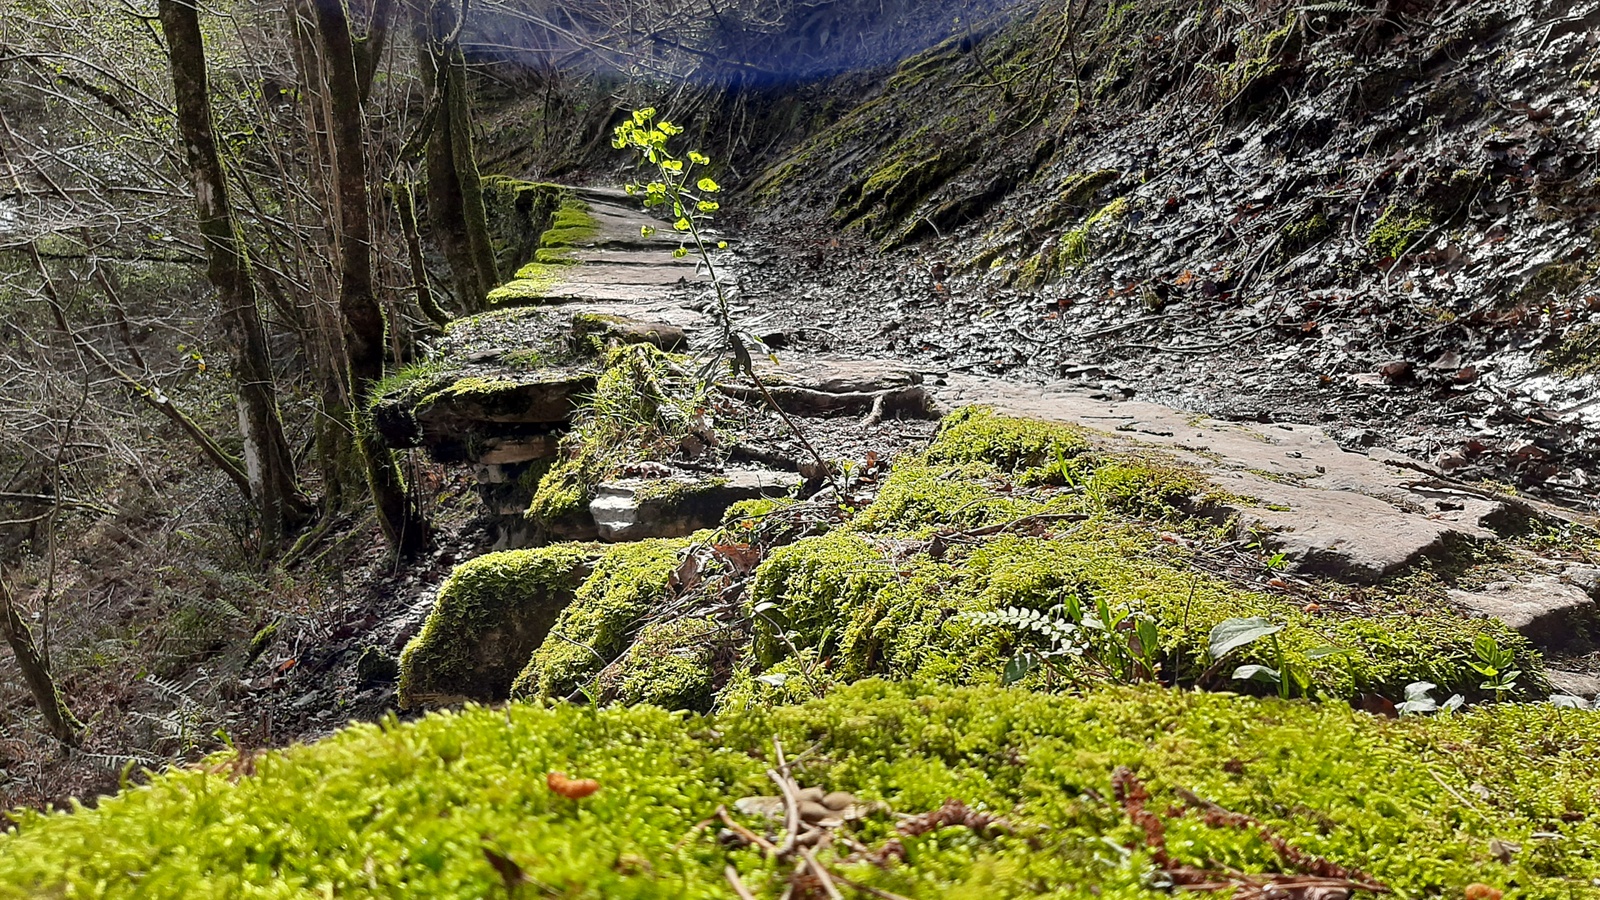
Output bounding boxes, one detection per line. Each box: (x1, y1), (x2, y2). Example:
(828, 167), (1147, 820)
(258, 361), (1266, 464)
(739, 0), (1600, 495)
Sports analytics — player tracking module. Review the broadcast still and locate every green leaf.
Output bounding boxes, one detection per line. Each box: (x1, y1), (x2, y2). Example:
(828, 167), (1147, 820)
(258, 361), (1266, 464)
(1002, 652), (1037, 686)
(674, 218), (691, 232)
(640, 225), (656, 238)
(1208, 617), (1283, 660)
(1232, 664), (1281, 684)
(1135, 618), (1159, 659)
(697, 177), (720, 193)
(689, 151), (710, 165)
(697, 201), (720, 212)
(717, 241), (729, 249)
(673, 248), (689, 259)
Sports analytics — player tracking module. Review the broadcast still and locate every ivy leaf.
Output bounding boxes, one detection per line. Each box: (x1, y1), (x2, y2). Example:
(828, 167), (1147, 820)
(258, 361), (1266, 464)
(674, 218), (691, 232)
(689, 151), (710, 165)
(697, 201), (720, 212)
(697, 177), (720, 193)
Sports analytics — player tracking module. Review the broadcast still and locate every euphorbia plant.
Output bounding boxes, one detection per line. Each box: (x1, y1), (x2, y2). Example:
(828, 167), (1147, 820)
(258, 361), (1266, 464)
(613, 108), (836, 489)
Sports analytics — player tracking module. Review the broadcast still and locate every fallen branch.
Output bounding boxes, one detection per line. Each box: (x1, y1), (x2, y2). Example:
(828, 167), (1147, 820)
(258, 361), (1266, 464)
(0, 491), (118, 516)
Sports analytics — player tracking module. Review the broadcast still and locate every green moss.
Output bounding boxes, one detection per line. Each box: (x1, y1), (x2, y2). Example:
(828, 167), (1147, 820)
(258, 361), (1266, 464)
(527, 456), (588, 526)
(512, 538), (689, 700)
(850, 460), (1058, 533)
(480, 177), (569, 277)
(926, 406), (1091, 474)
(397, 544), (597, 706)
(525, 344), (704, 527)
(1367, 204), (1433, 258)
(1217, 15), (1299, 107)
(633, 476), (730, 506)
(1279, 211), (1332, 256)
(365, 359), (450, 409)
(7, 681), (1599, 898)
(834, 137), (971, 236)
(602, 616), (723, 712)
(722, 497), (792, 525)
(1058, 196), (1130, 269)
(480, 200), (596, 306)
(750, 521), (1536, 700)
(484, 267), (561, 307)
(1087, 457), (1215, 518)
(1549, 322), (1600, 376)
(1034, 169), (1123, 231)
(538, 199), (598, 248)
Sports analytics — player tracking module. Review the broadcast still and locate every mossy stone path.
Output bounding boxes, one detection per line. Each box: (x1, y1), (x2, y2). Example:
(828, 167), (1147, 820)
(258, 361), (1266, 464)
(389, 180), (1599, 686)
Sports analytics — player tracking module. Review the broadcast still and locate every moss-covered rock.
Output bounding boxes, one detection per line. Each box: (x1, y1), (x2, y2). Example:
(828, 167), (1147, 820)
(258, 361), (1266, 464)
(600, 616), (725, 712)
(512, 538), (689, 700)
(748, 419), (1541, 701)
(5, 680), (1598, 898)
(925, 405), (1091, 473)
(481, 177), (568, 276)
(398, 544), (598, 706)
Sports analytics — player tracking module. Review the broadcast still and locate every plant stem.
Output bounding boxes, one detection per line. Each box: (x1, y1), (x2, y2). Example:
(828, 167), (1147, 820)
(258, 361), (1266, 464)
(675, 168), (841, 495)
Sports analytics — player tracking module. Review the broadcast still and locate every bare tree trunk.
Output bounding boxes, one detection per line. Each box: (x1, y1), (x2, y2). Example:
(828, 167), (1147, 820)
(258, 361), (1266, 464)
(0, 571), (83, 748)
(419, 0), (498, 312)
(313, 0), (431, 556)
(158, 0), (312, 549)
(391, 180), (452, 326)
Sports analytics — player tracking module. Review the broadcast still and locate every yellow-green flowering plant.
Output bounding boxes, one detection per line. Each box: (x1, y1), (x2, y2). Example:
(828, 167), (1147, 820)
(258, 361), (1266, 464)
(614, 108), (836, 489)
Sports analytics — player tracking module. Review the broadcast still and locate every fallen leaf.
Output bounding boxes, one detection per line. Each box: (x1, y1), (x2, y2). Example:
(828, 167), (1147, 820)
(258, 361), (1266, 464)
(547, 771), (600, 799)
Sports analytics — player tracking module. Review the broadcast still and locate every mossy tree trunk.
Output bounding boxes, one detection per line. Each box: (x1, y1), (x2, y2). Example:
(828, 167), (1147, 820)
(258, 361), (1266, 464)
(418, 0), (498, 313)
(310, 0), (432, 556)
(0, 570), (82, 748)
(157, 0), (312, 550)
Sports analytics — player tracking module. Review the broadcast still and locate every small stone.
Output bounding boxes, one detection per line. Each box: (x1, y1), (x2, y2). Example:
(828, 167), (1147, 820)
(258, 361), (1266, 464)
(797, 800), (833, 823)
(821, 791), (857, 811)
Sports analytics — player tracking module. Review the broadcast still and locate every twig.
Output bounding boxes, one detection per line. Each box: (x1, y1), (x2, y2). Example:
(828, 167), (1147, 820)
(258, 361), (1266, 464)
(724, 865), (759, 900)
(718, 805), (778, 857)
(769, 736), (806, 861)
(800, 846), (845, 900)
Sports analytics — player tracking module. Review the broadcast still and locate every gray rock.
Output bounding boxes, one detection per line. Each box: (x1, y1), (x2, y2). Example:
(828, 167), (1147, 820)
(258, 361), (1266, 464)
(1548, 669), (1600, 700)
(1450, 576), (1598, 649)
(590, 469), (795, 542)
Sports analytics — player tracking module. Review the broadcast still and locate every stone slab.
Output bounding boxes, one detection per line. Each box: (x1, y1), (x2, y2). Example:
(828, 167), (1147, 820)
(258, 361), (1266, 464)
(590, 469), (796, 542)
(1450, 572), (1599, 648)
(936, 374), (1511, 584)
